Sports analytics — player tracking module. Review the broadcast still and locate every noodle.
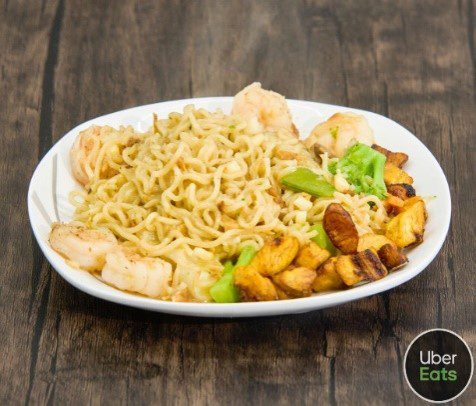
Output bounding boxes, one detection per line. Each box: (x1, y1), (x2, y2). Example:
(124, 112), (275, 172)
(70, 106), (389, 300)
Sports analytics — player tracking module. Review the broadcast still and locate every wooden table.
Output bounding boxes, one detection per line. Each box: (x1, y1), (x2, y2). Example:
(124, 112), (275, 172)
(1, 1), (474, 404)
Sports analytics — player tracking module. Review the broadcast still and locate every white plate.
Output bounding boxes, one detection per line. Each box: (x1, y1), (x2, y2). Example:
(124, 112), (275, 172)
(28, 97), (451, 317)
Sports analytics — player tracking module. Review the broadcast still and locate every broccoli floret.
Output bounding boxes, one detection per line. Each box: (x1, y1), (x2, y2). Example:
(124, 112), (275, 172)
(329, 143), (387, 198)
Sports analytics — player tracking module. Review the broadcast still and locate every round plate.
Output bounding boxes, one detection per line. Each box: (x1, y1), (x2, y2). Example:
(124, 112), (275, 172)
(28, 97), (451, 317)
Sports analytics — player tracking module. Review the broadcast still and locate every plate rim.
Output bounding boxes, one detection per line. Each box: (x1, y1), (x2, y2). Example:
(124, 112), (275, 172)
(28, 97), (452, 317)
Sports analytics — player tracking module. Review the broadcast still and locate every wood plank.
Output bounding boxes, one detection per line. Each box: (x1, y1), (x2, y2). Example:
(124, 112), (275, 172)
(0, 0), (61, 404)
(0, 0), (474, 404)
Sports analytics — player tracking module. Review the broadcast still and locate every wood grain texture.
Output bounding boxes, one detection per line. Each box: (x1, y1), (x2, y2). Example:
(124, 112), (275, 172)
(0, 0), (474, 404)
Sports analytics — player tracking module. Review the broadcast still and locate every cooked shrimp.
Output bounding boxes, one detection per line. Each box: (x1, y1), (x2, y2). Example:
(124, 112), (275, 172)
(232, 82), (298, 135)
(70, 125), (103, 186)
(305, 112), (374, 158)
(49, 223), (118, 271)
(102, 250), (172, 298)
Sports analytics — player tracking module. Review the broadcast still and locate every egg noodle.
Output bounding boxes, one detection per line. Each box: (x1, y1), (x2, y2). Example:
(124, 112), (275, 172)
(70, 106), (389, 300)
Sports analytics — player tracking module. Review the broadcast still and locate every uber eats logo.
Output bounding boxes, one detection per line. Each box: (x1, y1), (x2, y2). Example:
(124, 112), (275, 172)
(419, 350), (457, 382)
(404, 329), (473, 403)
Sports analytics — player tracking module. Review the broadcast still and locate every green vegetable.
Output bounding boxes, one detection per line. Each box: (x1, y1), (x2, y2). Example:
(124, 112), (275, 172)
(209, 272), (239, 303)
(310, 223), (336, 255)
(210, 246), (256, 303)
(222, 260), (234, 275)
(281, 167), (336, 198)
(234, 245), (256, 268)
(329, 143), (387, 198)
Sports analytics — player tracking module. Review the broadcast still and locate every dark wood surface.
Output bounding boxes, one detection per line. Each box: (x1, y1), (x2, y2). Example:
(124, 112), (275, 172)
(1, 0), (474, 404)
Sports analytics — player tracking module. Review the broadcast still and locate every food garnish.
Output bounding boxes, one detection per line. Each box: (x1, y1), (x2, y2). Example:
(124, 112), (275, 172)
(309, 223), (337, 255)
(210, 246), (256, 303)
(280, 167), (336, 197)
(329, 143), (387, 198)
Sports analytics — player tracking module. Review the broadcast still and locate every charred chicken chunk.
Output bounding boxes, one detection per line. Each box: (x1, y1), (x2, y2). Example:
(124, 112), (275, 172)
(335, 249), (388, 286)
(323, 203), (359, 254)
(385, 197), (427, 248)
(272, 267), (316, 298)
(384, 163), (413, 185)
(295, 242), (331, 270)
(312, 258), (346, 292)
(234, 264), (278, 301)
(253, 235), (300, 276)
(358, 233), (408, 271)
(383, 194), (405, 215)
(357, 233), (395, 252)
(378, 243), (408, 270)
(371, 144), (408, 168)
(275, 286), (290, 300)
(387, 183), (416, 200)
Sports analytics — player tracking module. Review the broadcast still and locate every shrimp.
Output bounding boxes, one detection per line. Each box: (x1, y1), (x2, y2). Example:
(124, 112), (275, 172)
(49, 223), (118, 271)
(232, 82), (298, 136)
(70, 125), (104, 186)
(102, 250), (172, 298)
(305, 112), (375, 158)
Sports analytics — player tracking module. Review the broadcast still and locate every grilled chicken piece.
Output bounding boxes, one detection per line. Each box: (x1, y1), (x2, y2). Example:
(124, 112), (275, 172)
(383, 194), (405, 215)
(234, 264), (278, 301)
(372, 144), (408, 168)
(323, 203), (359, 254)
(358, 233), (408, 271)
(384, 163), (413, 185)
(385, 197), (427, 248)
(385, 183), (416, 214)
(357, 233), (395, 252)
(387, 183), (416, 200)
(253, 235), (300, 276)
(312, 258), (346, 292)
(272, 267), (316, 298)
(378, 243), (408, 270)
(295, 242), (331, 270)
(335, 249), (388, 286)
(275, 286), (290, 300)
